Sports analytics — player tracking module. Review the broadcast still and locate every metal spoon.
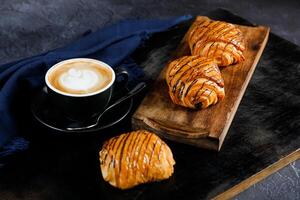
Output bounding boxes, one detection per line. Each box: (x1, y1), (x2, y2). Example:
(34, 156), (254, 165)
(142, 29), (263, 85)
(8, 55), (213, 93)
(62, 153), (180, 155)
(66, 82), (146, 131)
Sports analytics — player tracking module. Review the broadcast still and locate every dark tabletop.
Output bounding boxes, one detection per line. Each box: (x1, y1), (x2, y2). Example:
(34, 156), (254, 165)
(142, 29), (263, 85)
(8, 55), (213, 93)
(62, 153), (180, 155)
(0, 0), (300, 200)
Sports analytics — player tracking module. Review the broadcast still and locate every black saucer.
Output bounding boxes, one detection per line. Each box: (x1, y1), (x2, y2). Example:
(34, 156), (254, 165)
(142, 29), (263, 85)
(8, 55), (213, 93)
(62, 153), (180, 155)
(31, 86), (133, 133)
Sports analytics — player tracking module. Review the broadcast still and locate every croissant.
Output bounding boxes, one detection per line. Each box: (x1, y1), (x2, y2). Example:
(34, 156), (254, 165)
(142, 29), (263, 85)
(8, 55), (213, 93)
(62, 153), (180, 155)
(99, 130), (175, 189)
(188, 17), (245, 67)
(166, 56), (225, 109)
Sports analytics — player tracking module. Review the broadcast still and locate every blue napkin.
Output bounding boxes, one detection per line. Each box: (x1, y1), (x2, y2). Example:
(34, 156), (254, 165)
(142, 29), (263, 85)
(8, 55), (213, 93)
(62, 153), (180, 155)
(0, 15), (192, 165)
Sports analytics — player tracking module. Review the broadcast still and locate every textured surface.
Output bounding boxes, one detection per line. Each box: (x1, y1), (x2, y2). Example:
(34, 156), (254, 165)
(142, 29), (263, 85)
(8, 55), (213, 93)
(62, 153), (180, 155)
(235, 160), (300, 200)
(0, 1), (300, 200)
(1, 0), (300, 65)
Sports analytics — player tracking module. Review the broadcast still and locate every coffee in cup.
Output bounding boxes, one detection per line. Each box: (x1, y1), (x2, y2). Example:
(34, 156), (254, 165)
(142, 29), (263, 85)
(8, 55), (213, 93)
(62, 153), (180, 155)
(45, 58), (127, 121)
(47, 59), (113, 96)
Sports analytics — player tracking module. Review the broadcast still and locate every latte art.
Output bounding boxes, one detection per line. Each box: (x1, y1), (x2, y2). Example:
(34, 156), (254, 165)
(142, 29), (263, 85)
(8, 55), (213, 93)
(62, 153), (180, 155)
(47, 60), (113, 95)
(59, 68), (101, 91)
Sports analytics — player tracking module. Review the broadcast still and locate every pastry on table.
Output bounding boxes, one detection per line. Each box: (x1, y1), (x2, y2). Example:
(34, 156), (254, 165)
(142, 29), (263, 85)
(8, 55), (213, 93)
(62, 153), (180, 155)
(99, 130), (175, 189)
(166, 55), (225, 109)
(188, 17), (245, 67)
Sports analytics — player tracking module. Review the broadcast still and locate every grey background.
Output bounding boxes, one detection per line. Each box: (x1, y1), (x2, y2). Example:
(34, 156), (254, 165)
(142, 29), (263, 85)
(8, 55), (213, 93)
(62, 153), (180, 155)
(0, 0), (299, 199)
(1, 0), (300, 65)
(235, 161), (300, 200)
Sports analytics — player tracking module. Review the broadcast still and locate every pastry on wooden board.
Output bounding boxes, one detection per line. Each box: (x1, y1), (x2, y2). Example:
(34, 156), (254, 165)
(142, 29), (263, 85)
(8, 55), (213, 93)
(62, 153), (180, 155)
(99, 130), (175, 189)
(166, 56), (225, 109)
(188, 17), (245, 67)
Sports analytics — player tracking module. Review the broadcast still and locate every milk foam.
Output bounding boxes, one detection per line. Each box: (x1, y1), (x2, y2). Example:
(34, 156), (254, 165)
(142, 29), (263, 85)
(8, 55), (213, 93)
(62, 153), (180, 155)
(58, 68), (102, 92)
(47, 59), (113, 95)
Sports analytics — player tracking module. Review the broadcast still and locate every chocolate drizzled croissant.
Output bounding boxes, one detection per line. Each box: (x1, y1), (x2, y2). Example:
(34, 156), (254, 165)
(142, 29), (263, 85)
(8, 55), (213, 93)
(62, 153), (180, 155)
(188, 17), (245, 67)
(166, 56), (225, 109)
(99, 130), (175, 189)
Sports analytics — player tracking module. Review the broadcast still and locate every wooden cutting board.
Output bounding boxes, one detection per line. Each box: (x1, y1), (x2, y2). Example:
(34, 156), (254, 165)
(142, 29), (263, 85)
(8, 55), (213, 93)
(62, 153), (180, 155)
(132, 16), (270, 151)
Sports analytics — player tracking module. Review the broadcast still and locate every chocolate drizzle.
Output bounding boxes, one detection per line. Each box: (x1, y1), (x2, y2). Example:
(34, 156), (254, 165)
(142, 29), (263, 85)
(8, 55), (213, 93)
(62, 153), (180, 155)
(166, 55), (225, 109)
(99, 131), (175, 189)
(188, 18), (245, 67)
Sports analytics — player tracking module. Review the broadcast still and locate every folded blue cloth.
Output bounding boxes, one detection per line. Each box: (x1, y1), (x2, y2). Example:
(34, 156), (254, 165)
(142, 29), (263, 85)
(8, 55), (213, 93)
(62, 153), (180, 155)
(0, 15), (192, 165)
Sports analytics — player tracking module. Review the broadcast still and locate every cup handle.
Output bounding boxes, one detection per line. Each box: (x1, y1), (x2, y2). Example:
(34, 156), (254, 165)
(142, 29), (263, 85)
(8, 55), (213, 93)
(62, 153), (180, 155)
(115, 69), (129, 86)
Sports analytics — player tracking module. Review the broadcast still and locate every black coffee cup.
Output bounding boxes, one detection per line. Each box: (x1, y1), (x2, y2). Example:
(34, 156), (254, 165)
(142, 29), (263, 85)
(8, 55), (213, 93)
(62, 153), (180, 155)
(45, 58), (128, 121)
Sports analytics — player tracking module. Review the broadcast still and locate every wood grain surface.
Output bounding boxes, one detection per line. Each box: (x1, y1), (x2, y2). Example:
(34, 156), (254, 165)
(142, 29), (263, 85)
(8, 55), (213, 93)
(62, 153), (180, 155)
(132, 16), (270, 150)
